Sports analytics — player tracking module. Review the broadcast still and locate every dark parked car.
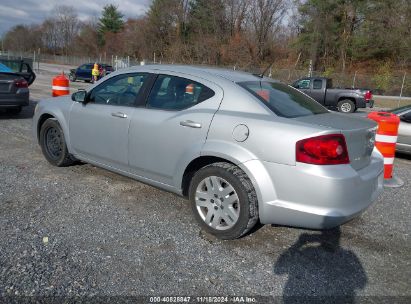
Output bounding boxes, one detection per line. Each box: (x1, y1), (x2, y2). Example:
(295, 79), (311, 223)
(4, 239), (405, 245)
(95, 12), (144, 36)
(0, 60), (36, 114)
(69, 63), (114, 82)
(291, 77), (374, 113)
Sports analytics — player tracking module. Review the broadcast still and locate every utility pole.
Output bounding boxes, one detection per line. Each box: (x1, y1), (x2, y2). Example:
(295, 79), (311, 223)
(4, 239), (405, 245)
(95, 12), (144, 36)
(398, 72), (406, 108)
(308, 60), (313, 77)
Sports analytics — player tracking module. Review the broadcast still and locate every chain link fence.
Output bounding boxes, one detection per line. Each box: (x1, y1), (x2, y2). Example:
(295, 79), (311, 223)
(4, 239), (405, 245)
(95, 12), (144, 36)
(1, 50), (409, 97)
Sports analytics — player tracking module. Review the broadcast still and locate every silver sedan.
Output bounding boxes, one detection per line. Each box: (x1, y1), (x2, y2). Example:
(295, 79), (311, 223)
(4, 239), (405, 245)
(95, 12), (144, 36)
(33, 65), (384, 239)
(390, 105), (411, 154)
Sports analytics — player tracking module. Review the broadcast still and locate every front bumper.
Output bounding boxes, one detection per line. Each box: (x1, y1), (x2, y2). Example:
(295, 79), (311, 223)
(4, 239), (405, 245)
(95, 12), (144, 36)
(241, 150), (384, 229)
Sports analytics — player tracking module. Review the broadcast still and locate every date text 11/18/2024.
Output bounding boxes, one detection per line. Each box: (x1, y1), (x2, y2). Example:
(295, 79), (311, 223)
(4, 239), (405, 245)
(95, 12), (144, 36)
(149, 296), (258, 303)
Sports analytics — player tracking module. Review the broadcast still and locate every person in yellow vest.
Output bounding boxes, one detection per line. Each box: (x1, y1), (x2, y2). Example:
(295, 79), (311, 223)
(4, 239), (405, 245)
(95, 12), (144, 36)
(92, 63), (99, 83)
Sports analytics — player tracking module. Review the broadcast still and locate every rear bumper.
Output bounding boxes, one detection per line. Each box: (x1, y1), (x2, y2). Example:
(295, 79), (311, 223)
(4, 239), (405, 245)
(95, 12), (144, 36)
(241, 149), (384, 229)
(356, 97), (374, 109)
(0, 89), (29, 108)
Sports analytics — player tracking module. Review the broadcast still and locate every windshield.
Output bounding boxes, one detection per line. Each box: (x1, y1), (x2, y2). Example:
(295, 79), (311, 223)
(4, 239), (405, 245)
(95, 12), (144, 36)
(239, 81), (328, 118)
(389, 105), (411, 114)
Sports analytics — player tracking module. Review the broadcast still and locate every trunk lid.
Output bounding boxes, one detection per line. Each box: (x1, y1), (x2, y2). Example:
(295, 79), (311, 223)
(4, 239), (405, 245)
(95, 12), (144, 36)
(0, 73), (17, 93)
(293, 112), (377, 170)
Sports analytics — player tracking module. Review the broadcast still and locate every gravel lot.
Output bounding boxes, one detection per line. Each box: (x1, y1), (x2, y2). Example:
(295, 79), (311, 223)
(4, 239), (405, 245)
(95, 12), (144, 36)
(0, 63), (410, 302)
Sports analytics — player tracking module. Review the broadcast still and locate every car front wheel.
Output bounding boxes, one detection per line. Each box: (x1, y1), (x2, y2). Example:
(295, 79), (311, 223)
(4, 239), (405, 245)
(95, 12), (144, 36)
(40, 118), (75, 167)
(189, 162), (259, 239)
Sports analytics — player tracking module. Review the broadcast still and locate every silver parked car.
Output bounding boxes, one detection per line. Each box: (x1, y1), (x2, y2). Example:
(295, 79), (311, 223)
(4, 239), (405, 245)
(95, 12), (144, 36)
(389, 105), (411, 154)
(33, 65), (384, 239)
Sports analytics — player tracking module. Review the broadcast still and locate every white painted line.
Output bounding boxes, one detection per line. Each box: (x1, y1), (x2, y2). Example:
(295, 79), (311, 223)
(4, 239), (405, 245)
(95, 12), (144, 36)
(384, 157), (394, 165)
(376, 134), (397, 143)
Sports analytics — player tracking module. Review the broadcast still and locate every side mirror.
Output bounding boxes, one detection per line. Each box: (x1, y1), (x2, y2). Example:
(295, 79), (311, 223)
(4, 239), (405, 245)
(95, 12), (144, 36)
(72, 90), (87, 104)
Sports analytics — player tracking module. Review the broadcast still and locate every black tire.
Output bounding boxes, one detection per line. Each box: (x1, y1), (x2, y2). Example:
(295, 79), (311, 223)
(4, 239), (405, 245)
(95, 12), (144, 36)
(39, 118), (75, 167)
(7, 106), (22, 115)
(337, 99), (356, 113)
(189, 162), (259, 240)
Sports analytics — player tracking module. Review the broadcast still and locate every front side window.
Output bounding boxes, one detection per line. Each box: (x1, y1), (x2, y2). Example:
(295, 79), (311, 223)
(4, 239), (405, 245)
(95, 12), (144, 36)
(239, 81), (328, 118)
(146, 75), (215, 110)
(294, 79), (310, 89)
(89, 73), (148, 106)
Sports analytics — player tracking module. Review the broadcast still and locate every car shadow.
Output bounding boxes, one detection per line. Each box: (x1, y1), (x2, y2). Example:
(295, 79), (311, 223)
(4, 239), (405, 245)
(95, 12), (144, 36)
(0, 100), (36, 120)
(274, 219), (367, 303)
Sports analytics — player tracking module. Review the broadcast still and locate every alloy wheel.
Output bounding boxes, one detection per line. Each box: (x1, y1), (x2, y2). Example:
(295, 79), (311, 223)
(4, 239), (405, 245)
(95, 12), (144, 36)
(341, 102), (352, 113)
(195, 176), (240, 230)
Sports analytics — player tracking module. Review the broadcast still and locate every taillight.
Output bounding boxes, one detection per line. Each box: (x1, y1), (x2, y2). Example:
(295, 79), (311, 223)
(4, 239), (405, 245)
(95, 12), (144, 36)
(364, 90), (372, 102)
(14, 79), (28, 88)
(296, 134), (350, 165)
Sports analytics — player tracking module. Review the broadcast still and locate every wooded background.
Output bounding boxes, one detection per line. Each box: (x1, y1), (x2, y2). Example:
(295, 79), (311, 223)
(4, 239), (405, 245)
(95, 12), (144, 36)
(1, 0), (410, 94)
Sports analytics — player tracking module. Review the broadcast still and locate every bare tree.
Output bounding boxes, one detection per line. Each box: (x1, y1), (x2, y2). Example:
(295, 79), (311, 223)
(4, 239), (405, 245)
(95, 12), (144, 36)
(41, 18), (60, 54)
(52, 5), (80, 55)
(248, 0), (288, 61)
(3, 24), (42, 53)
(226, 0), (250, 36)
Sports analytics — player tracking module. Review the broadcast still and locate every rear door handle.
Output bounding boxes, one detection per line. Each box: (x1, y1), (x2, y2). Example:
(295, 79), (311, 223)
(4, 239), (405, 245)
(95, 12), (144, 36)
(180, 120), (202, 128)
(111, 112), (127, 118)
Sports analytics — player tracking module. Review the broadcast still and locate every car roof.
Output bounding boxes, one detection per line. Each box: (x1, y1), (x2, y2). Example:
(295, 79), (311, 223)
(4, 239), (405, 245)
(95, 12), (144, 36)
(121, 64), (266, 83)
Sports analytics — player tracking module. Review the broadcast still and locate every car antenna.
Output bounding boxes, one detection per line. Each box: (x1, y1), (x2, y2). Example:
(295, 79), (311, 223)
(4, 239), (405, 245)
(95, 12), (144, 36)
(255, 61), (274, 78)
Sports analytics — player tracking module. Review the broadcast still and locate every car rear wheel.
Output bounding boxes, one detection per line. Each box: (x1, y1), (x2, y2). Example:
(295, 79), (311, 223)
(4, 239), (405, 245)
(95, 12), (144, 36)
(337, 99), (356, 113)
(189, 162), (258, 240)
(40, 118), (75, 167)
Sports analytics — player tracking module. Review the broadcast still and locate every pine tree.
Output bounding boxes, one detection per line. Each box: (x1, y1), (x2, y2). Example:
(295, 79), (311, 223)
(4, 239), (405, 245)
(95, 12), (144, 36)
(98, 4), (124, 34)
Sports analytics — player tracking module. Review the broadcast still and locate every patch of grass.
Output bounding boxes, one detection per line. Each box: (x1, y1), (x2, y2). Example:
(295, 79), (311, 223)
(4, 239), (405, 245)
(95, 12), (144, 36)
(373, 96), (411, 109)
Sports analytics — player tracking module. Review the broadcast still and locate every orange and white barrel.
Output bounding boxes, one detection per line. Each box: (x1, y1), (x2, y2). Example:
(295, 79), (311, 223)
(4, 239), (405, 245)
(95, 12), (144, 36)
(52, 73), (69, 97)
(186, 83), (194, 95)
(367, 112), (400, 179)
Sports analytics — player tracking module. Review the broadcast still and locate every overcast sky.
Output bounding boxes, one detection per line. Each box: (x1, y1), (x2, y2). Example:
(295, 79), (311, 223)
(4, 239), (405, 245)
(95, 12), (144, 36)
(0, 0), (151, 35)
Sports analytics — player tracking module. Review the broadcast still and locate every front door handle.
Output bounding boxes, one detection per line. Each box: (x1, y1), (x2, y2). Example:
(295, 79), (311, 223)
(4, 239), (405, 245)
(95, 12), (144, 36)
(180, 120), (202, 128)
(111, 112), (127, 118)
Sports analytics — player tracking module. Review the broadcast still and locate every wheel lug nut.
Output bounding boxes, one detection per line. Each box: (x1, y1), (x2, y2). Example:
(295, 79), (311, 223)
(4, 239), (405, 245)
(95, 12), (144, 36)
(214, 194), (218, 198)
(210, 199), (214, 203)
(214, 206), (218, 210)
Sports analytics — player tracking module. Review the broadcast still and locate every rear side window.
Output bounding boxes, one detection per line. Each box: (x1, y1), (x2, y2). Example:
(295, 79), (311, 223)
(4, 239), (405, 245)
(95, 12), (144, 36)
(313, 79), (322, 89)
(239, 81), (328, 118)
(326, 79), (333, 88)
(147, 75), (215, 110)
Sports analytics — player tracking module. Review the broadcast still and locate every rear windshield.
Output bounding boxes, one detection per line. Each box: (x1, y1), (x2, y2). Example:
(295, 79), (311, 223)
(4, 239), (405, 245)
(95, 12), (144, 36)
(239, 81), (328, 118)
